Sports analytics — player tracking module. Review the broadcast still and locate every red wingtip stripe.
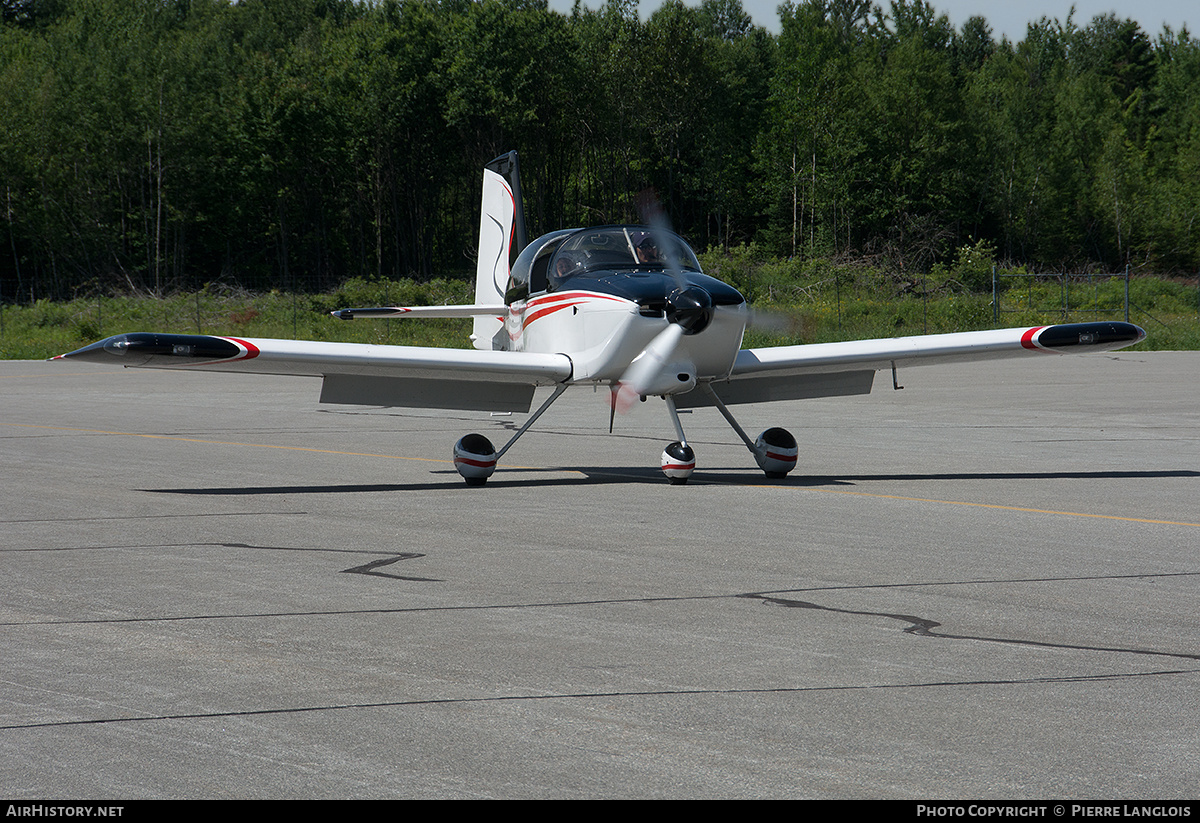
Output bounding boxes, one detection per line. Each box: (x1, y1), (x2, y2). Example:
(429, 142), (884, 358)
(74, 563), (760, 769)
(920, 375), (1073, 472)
(223, 337), (260, 361)
(1021, 326), (1048, 350)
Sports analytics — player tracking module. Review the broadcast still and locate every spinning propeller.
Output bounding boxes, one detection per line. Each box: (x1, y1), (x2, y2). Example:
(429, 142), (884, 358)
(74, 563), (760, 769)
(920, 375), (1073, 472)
(611, 192), (714, 414)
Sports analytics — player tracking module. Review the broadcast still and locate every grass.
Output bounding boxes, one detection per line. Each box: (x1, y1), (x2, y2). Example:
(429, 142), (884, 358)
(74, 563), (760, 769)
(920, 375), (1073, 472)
(0, 278), (476, 360)
(3, 261), (1197, 360)
(703, 247), (1200, 351)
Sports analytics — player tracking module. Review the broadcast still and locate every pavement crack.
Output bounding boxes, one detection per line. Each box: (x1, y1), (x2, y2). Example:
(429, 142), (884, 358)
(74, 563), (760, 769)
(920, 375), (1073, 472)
(745, 593), (940, 634)
(742, 593), (1200, 662)
(5, 668), (1197, 732)
(340, 553), (440, 582)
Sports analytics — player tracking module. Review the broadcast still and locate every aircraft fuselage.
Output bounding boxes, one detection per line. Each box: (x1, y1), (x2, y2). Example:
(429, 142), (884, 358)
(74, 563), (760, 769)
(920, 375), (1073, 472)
(498, 225), (748, 384)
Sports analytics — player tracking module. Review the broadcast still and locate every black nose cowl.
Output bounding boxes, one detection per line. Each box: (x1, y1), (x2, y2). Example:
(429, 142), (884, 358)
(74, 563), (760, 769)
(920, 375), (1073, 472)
(666, 286), (714, 335)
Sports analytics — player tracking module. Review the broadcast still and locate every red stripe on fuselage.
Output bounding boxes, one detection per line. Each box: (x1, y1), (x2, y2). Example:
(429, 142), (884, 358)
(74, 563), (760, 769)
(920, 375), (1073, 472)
(523, 301), (584, 328)
(527, 291), (630, 308)
(522, 291), (632, 330)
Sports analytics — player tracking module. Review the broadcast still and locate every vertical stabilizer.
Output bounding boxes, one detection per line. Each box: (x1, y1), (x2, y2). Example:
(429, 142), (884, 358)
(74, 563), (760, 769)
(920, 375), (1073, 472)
(472, 151), (528, 350)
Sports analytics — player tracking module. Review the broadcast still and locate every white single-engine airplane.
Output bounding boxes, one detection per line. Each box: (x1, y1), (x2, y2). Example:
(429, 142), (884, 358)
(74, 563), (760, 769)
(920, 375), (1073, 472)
(59, 152), (1146, 484)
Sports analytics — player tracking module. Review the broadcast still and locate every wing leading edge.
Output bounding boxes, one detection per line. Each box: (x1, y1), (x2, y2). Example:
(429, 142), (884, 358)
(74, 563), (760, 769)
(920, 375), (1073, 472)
(56, 333), (572, 413)
(58, 321), (1144, 412)
(677, 321), (1146, 408)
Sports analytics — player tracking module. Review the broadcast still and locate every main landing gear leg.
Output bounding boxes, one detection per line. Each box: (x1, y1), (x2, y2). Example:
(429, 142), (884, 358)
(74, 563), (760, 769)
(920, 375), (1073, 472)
(700, 384), (798, 479)
(453, 384), (569, 486)
(660, 395), (696, 485)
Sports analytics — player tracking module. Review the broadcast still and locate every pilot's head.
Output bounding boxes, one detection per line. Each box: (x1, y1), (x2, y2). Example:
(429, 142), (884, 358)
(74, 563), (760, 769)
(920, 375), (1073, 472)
(554, 255), (576, 278)
(636, 237), (659, 263)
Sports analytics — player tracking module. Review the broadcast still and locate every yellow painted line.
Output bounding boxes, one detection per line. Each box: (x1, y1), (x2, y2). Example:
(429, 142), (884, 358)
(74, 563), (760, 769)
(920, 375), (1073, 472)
(4, 421), (562, 472)
(6, 422), (449, 465)
(804, 486), (1200, 529)
(0, 371), (101, 378)
(7, 422), (1195, 527)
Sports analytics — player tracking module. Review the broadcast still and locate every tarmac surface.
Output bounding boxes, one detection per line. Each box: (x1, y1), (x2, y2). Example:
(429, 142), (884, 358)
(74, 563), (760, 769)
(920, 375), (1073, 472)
(2, 351), (1198, 799)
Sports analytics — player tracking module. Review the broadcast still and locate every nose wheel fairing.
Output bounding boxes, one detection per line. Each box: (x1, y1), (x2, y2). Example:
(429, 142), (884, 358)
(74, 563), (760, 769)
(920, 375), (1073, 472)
(650, 384), (798, 484)
(661, 441), (696, 485)
(646, 387), (796, 484)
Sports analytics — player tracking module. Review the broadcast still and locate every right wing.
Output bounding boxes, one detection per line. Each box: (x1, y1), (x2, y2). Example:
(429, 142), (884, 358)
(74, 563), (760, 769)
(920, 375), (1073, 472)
(680, 321), (1146, 407)
(56, 333), (571, 413)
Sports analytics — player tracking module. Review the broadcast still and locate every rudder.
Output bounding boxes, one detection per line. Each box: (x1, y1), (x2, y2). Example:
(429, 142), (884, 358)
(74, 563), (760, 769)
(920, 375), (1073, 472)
(472, 151), (528, 350)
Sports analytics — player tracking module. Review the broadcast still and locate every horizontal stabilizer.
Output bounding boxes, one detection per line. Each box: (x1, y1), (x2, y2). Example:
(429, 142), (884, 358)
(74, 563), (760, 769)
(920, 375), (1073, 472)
(331, 305), (507, 320)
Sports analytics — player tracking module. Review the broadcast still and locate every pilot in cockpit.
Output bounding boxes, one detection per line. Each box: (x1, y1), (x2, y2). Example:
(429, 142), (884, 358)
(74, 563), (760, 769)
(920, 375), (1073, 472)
(554, 254), (578, 280)
(635, 236), (660, 264)
(547, 253), (579, 291)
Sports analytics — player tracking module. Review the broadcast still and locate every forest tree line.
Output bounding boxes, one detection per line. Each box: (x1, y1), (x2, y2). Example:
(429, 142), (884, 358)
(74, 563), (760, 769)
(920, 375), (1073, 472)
(2, 0), (1199, 302)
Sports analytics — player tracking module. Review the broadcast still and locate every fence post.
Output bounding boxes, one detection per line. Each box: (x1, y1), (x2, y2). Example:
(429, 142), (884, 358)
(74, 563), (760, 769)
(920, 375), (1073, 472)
(1124, 264), (1130, 323)
(836, 270), (842, 332)
(992, 264), (997, 325)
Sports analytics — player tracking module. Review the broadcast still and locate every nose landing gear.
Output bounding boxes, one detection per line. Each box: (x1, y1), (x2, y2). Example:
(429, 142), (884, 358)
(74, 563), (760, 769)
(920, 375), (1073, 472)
(654, 386), (798, 484)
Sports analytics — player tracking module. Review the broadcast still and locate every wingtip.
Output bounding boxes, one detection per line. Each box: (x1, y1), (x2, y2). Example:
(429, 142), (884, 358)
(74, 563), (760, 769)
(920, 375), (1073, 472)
(52, 338), (113, 362)
(1033, 321), (1147, 353)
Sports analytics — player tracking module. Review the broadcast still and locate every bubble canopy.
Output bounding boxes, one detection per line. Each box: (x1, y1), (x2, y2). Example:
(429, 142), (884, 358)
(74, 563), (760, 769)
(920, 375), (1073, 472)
(505, 225), (704, 300)
(551, 226), (701, 280)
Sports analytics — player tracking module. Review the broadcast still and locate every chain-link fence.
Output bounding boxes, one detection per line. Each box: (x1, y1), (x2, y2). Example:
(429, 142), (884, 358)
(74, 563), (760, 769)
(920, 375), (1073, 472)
(993, 267), (1131, 324)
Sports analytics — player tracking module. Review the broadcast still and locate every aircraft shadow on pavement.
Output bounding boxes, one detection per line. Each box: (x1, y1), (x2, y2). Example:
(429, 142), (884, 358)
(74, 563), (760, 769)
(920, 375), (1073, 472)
(140, 469), (659, 495)
(139, 468), (1198, 495)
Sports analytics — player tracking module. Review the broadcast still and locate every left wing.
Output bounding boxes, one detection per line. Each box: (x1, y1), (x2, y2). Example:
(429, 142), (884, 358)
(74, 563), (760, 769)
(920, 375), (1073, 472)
(680, 321), (1145, 407)
(55, 333), (571, 413)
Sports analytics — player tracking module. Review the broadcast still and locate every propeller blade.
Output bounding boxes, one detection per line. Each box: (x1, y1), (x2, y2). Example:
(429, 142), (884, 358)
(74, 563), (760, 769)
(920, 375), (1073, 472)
(746, 305), (804, 338)
(608, 191), (706, 416)
(635, 188), (687, 293)
(612, 323), (685, 414)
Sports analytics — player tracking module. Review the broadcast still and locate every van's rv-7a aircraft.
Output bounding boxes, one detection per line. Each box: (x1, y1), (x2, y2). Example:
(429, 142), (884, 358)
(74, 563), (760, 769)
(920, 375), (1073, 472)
(58, 152), (1147, 485)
